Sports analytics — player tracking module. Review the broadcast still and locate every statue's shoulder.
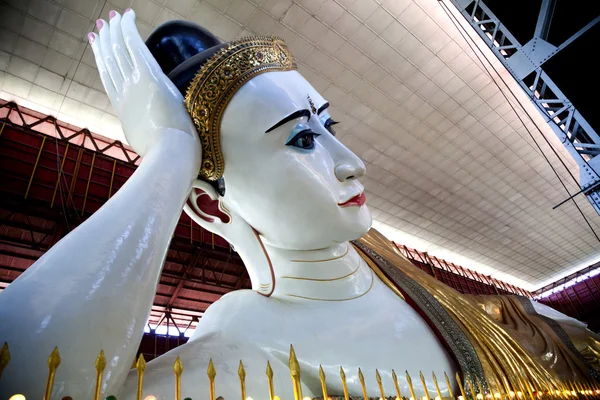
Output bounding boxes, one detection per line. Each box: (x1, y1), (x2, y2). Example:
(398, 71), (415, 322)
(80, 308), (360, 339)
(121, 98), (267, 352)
(212, 289), (271, 311)
(198, 289), (277, 333)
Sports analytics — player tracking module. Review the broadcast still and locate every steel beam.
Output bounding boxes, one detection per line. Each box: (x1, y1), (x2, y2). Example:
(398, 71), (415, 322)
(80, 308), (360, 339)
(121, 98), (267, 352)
(442, 0), (600, 215)
(534, 0), (556, 40)
(557, 15), (600, 52)
(165, 249), (204, 309)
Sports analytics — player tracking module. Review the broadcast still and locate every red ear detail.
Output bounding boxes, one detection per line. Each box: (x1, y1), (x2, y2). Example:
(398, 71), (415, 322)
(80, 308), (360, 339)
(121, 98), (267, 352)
(192, 188), (231, 223)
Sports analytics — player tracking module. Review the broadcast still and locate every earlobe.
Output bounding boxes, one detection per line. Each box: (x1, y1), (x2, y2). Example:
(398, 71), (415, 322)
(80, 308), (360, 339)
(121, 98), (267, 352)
(183, 180), (275, 297)
(193, 190), (231, 223)
(188, 179), (231, 223)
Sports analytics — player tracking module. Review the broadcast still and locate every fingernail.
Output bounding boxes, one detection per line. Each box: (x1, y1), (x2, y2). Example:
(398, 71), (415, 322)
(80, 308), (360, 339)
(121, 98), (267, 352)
(87, 32), (95, 43)
(96, 19), (103, 30)
(125, 8), (131, 12)
(109, 10), (117, 19)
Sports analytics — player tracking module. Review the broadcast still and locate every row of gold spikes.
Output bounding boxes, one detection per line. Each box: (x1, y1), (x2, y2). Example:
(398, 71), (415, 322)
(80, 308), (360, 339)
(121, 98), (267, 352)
(1, 343), (600, 400)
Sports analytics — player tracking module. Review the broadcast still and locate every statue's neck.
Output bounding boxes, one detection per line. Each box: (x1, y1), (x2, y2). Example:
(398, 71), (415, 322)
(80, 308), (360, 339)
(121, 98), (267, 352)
(263, 242), (374, 301)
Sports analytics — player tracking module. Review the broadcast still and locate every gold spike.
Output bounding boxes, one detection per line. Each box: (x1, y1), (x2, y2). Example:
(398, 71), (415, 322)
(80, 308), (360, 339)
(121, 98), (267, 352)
(358, 368), (369, 400)
(579, 381), (591, 399)
(576, 381), (585, 397)
(475, 376), (485, 400)
(572, 380), (581, 395)
(94, 350), (107, 400)
(567, 380), (577, 395)
(444, 372), (454, 399)
(455, 372), (467, 400)
(407, 371), (417, 400)
(0, 342), (10, 382)
(136, 354), (146, 400)
(583, 381), (591, 394)
(340, 367), (350, 400)
(420, 371), (431, 400)
(501, 376), (513, 399)
(376, 369), (386, 400)
(570, 381), (579, 396)
(289, 345), (303, 400)
(432, 372), (443, 400)
(392, 369), (402, 400)
(319, 365), (329, 400)
(43, 347), (61, 400)
(266, 361), (275, 400)
(208, 358), (216, 400)
(174, 356), (184, 400)
(466, 375), (477, 400)
(513, 376), (526, 399)
(511, 377), (525, 398)
(488, 378), (501, 399)
(577, 382), (586, 399)
(522, 378), (535, 400)
(238, 360), (247, 400)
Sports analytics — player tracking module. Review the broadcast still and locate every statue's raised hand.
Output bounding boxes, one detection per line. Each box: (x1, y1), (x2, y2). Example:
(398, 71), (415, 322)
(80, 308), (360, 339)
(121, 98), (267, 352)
(89, 10), (197, 156)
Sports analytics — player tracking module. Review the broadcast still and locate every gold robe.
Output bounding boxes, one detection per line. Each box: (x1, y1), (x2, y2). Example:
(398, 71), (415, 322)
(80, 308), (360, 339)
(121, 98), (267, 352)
(355, 229), (600, 391)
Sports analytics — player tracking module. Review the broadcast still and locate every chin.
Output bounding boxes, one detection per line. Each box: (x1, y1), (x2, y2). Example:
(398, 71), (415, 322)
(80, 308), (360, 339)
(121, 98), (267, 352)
(263, 206), (372, 250)
(339, 205), (372, 242)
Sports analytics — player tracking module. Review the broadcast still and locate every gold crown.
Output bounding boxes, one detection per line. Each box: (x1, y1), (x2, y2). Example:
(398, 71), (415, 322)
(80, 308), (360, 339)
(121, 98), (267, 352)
(184, 36), (296, 181)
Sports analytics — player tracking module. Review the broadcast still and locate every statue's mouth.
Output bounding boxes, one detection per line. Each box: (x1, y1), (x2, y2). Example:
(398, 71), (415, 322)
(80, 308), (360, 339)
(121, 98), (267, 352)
(338, 193), (366, 208)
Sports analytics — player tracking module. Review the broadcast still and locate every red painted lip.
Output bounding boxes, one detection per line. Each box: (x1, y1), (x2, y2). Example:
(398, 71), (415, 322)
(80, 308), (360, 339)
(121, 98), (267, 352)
(338, 192), (366, 207)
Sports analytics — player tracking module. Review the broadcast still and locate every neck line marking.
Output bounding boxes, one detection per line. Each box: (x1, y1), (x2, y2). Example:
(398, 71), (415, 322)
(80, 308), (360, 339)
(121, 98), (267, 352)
(281, 261), (360, 282)
(283, 269), (374, 302)
(289, 243), (349, 263)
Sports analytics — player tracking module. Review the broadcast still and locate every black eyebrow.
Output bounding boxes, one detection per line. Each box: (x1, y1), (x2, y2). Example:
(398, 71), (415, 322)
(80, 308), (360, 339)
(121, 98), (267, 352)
(265, 109), (311, 133)
(317, 102), (329, 115)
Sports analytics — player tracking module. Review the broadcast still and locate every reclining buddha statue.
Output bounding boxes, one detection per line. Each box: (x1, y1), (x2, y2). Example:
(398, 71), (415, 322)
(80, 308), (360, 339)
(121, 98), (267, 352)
(0, 9), (599, 400)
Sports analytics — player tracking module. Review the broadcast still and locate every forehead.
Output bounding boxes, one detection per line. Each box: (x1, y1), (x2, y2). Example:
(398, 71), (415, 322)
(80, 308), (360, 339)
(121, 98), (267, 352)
(221, 71), (327, 134)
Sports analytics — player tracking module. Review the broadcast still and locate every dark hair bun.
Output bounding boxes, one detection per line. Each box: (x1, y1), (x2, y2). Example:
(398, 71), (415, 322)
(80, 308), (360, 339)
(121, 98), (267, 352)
(146, 20), (227, 95)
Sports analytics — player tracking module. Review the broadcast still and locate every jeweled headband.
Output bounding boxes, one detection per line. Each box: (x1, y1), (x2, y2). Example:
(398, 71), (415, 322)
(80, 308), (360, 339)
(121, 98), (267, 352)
(184, 36), (297, 181)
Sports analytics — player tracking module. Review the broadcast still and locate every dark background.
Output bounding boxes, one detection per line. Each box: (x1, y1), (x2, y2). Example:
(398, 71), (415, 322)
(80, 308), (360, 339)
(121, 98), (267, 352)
(484, 0), (600, 134)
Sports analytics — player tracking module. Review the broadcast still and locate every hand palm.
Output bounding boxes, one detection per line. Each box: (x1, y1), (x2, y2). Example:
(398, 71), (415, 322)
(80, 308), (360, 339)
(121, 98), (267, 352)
(90, 10), (197, 156)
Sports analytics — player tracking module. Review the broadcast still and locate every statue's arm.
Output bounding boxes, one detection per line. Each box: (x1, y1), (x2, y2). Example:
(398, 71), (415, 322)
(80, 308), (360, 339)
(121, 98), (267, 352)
(531, 300), (588, 328)
(118, 292), (318, 400)
(118, 334), (317, 400)
(0, 10), (200, 399)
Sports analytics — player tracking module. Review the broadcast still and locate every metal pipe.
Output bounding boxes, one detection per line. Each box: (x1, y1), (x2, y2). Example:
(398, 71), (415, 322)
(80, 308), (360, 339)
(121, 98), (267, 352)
(108, 159), (116, 198)
(24, 136), (46, 199)
(66, 149), (83, 209)
(81, 153), (96, 216)
(553, 180), (600, 209)
(50, 143), (70, 208)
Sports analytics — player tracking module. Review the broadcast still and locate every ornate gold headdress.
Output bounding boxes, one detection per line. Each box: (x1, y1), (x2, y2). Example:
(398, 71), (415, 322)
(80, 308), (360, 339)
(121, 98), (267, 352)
(184, 36), (296, 181)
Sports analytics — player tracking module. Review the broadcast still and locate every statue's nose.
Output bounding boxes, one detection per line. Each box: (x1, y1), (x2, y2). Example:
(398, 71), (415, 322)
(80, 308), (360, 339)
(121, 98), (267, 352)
(335, 160), (366, 182)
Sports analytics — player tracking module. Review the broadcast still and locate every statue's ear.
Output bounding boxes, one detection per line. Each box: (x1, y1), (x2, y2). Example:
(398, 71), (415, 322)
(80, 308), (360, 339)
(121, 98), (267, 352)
(185, 179), (231, 225)
(183, 179), (276, 297)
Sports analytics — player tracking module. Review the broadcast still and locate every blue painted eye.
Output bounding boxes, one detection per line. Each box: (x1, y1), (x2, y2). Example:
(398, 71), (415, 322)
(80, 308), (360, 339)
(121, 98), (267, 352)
(286, 129), (320, 150)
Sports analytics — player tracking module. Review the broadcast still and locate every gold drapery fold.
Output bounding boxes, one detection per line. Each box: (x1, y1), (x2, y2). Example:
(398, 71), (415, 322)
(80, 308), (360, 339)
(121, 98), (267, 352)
(472, 295), (594, 381)
(356, 229), (596, 388)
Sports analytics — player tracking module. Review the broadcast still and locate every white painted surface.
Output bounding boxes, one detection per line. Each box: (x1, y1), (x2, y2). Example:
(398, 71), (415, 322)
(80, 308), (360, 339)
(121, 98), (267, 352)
(0, 0), (598, 288)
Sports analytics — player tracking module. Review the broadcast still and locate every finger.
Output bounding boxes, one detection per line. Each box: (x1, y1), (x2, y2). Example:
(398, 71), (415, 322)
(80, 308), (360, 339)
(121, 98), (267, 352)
(108, 11), (133, 79)
(97, 18), (124, 91)
(88, 32), (117, 104)
(120, 9), (162, 76)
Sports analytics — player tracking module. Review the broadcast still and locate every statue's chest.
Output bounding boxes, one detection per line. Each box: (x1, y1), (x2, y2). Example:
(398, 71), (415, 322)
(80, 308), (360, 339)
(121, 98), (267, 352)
(262, 280), (457, 393)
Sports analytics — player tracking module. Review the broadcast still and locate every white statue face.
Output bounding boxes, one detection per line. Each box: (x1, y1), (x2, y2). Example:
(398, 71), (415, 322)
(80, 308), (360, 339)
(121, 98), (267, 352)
(219, 71), (372, 250)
